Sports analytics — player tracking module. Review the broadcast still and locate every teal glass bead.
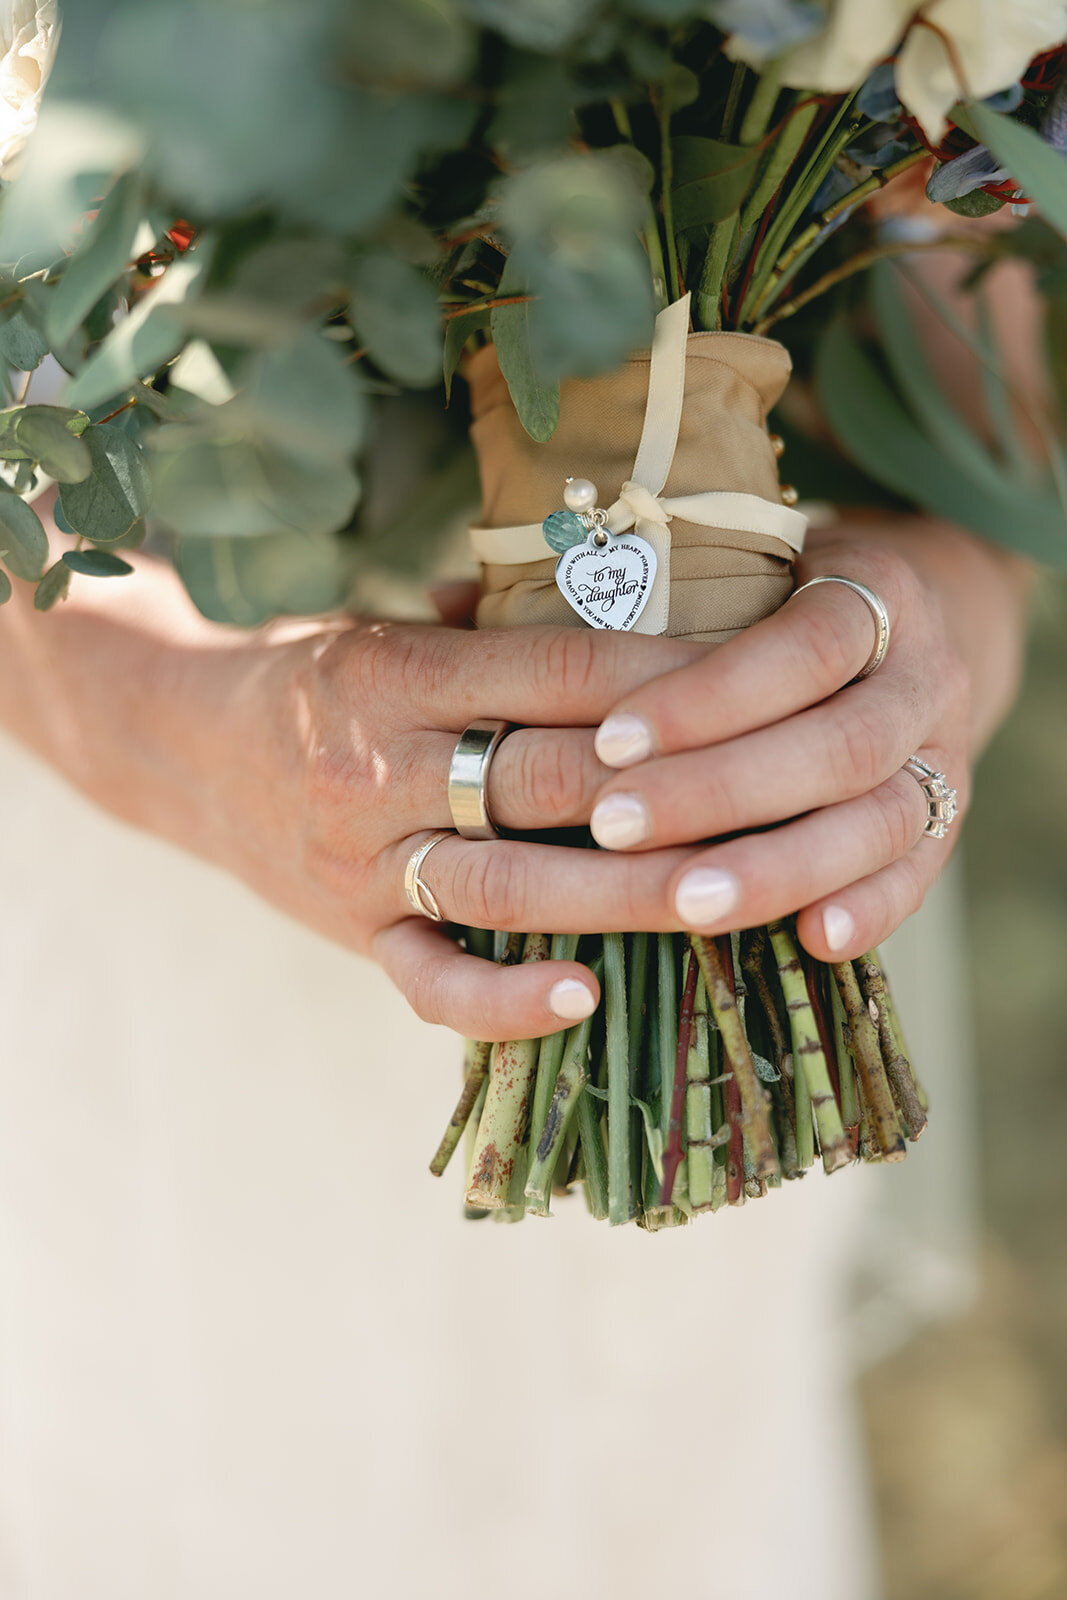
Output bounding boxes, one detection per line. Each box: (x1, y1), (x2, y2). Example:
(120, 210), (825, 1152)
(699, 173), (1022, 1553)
(542, 508), (586, 554)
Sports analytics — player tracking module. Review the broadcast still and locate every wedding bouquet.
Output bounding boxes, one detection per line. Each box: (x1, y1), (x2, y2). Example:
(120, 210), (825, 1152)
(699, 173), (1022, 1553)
(3, 0), (1067, 1225)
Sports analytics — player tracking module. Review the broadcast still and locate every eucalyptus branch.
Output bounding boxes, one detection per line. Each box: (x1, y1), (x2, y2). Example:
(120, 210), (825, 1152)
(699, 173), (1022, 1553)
(750, 235), (991, 336)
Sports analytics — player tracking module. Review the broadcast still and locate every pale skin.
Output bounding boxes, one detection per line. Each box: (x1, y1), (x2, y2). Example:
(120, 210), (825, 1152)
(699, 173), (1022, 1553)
(0, 496), (1028, 1043)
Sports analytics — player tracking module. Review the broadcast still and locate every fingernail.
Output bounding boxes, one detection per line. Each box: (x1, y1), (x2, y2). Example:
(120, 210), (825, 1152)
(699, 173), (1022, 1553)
(590, 792), (651, 850)
(674, 867), (740, 929)
(595, 712), (653, 769)
(548, 979), (598, 1021)
(822, 905), (856, 953)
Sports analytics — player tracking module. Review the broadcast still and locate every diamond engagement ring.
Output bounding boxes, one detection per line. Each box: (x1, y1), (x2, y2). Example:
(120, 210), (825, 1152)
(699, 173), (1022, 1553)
(904, 757), (958, 840)
(448, 719), (514, 841)
(790, 573), (891, 682)
(403, 830), (453, 921)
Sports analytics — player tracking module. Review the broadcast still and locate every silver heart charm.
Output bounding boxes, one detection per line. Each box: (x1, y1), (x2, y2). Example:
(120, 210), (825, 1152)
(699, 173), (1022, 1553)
(555, 533), (657, 631)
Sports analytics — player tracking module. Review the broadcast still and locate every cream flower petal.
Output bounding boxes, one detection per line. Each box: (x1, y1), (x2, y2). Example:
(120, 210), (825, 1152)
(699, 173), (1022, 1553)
(0, 0), (60, 179)
(896, 0), (1067, 140)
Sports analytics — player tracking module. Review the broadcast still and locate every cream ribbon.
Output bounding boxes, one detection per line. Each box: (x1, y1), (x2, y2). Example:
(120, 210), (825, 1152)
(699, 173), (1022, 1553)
(469, 291), (808, 636)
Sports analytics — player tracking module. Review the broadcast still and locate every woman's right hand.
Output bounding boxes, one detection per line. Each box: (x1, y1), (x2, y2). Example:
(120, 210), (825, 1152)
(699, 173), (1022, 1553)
(195, 610), (702, 1040)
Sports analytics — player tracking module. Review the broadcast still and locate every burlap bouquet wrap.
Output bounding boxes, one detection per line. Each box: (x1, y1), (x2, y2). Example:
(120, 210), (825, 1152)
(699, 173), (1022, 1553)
(467, 329), (798, 642)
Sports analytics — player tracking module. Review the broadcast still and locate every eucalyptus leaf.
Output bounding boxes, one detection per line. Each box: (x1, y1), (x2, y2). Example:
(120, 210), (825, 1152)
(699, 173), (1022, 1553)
(815, 316), (1067, 569)
(174, 528), (352, 627)
(0, 567), (9, 603)
(0, 493), (48, 580)
(13, 407), (92, 482)
(45, 169), (145, 349)
(58, 423), (151, 542)
(670, 136), (763, 229)
(64, 251), (208, 413)
(237, 331), (366, 462)
(490, 261), (559, 442)
(443, 305), (489, 399)
(33, 559), (71, 611)
(0, 307), (49, 372)
(62, 549), (134, 577)
(341, 0), (474, 89)
(350, 250), (443, 388)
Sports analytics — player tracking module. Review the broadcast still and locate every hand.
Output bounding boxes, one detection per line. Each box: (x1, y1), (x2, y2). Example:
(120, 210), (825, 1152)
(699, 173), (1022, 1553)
(584, 518), (991, 961)
(205, 613), (704, 1039)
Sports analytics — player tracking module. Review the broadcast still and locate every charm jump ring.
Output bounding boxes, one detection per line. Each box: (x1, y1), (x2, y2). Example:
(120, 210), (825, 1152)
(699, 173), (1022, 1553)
(403, 830), (454, 921)
(448, 720), (514, 841)
(791, 573), (891, 683)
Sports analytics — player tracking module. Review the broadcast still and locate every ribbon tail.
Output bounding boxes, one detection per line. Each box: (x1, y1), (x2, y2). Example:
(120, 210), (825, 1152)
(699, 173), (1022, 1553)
(630, 516), (671, 636)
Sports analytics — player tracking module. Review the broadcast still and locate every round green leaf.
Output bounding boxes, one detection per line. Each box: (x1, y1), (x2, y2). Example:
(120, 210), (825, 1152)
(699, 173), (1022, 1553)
(14, 407), (92, 482)
(58, 423), (151, 542)
(350, 251), (442, 388)
(0, 493), (48, 580)
(0, 568), (11, 605)
(34, 559), (71, 611)
(61, 549), (134, 577)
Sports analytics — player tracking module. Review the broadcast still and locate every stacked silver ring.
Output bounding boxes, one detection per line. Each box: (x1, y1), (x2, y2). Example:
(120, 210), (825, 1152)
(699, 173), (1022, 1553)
(447, 718), (513, 840)
(904, 756), (958, 840)
(791, 573), (891, 682)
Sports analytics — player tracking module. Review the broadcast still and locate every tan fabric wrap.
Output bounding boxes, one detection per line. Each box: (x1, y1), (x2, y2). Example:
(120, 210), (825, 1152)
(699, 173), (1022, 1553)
(468, 329), (795, 643)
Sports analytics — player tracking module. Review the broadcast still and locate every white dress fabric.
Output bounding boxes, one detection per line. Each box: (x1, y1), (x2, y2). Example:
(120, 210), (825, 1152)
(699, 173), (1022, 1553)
(0, 728), (975, 1600)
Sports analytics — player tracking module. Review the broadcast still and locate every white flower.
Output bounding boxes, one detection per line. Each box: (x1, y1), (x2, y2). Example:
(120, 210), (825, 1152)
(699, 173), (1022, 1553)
(0, 0), (59, 180)
(726, 0), (1067, 140)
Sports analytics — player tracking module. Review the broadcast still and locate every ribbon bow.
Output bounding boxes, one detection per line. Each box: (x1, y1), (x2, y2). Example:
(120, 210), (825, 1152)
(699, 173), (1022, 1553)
(470, 291), (809, 636)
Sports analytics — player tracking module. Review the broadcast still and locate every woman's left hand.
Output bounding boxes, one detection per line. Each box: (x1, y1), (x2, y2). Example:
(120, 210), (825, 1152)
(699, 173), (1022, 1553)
(585, 516), (1023, 961)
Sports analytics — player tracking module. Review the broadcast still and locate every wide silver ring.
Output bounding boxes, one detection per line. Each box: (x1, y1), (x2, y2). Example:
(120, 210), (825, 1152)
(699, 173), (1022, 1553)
(403, 830), (453, 921)
(904, 756), (958, 840)
(448, 719), (514, 841)
(791, 574), (891, 682)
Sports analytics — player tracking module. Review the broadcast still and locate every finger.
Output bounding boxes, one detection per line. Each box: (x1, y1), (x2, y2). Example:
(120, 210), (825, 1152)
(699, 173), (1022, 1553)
(381, 833), (690, 934)
(346, 618), (702, 732)
(372, 918), (600, 1041)
(429, 580), (480, 627)
(661, 769), (931, 936)
(418, 726), (605, 831)
(589, 665), (934, 852)
(592, 569), (897, 769)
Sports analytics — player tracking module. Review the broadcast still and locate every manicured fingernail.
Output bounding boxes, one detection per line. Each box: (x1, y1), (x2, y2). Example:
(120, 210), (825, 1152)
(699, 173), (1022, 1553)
(674, 867), (740, 928)
(548, 979), (598, 1021)
(595, 713), (653, 769)
(822, 905), (856, 953)
(590, 792), (651, 850)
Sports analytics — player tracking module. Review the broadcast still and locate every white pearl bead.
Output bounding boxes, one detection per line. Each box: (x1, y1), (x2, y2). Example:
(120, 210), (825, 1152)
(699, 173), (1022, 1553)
(563, 477), (598, 513)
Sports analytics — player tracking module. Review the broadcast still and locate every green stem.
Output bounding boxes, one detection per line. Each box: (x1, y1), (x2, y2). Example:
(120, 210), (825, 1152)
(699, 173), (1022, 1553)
(656, 92), (682, 304)
(604, 932), (632, 1225)
(857, 953), (928, 1140)
(695, 216), (738, 331)
(691, 934), (779, 1181)
(832, 960), (906, 1163)
(739, 57), (784, 146)
(465, 933), (551, 1208)
(528, 932), (581, 1154)
(656, 933), (677, 1146)
(576, 1071), (609, 1220)
(429, 931), (523, 1176)
(831, 971), (860, 1130)
(524, 1010), (596, 1216)
(767, 921), (850, 1173)
(737, 95), (819, 241)
(613, 98), (669, 310)
(685, 974), (719, 1211)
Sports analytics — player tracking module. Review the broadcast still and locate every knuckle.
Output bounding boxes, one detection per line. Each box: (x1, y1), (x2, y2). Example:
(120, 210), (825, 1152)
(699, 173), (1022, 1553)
(406, 955), (450, 1027)
(454, 843), (526, 929)
(513, 735), (590, 826)
(791, 603), (856, 689)
(530, 627), (600, 704)
(830, 703), (889, 793)
(871, 779), (923, 860)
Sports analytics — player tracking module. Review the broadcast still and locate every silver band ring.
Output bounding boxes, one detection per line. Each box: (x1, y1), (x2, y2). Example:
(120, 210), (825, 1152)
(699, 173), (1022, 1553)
(904, 756), (958, 840)
(791, 574), (891, 682)
(448, 719), (514, 841)
(403, 830), (453, 921)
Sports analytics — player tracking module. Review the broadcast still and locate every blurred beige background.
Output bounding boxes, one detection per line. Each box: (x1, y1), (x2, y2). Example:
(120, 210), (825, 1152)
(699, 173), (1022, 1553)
(864, 578), (1067, 1600)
